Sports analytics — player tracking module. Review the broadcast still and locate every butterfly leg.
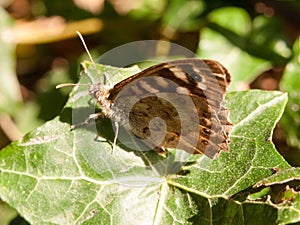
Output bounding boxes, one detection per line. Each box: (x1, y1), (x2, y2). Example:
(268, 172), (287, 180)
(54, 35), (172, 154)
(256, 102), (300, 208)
(111, 121), (119, 154)
(70, 112), (104, 130)
(153, 147), (168, 155)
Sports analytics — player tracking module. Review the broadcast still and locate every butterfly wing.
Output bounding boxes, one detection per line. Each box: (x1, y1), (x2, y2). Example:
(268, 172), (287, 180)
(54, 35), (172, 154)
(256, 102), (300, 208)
(107, 59), (232, 158)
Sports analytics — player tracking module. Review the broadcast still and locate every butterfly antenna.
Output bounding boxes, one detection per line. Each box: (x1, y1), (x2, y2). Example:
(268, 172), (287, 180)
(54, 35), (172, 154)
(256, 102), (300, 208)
(56, 83), (77, 89)
(76, 31), (112, 85)
(56, 83), (90, 89)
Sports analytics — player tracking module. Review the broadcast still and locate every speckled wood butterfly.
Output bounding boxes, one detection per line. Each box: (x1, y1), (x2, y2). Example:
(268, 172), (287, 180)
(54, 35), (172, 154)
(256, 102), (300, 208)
(89, 58), (232, 158)
(60, 32), (232, 159)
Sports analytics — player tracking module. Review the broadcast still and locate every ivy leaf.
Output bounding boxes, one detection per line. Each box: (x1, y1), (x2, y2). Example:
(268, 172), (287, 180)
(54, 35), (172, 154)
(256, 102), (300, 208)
(0, 61), (289, 224)
(255, 167), (300, 187)
(253, 167), (300, 225)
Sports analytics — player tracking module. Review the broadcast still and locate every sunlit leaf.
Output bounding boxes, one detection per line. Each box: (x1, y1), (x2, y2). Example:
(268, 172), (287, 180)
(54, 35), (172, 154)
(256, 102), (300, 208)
(0, 62), (290, 224)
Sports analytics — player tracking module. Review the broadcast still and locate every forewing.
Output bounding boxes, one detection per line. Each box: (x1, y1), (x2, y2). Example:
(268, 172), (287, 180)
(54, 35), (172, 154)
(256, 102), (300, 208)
(108, 59), (232, 158)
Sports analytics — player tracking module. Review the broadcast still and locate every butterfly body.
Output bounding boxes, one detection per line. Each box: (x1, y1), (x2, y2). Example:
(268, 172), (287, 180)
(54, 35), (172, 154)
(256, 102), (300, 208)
(89, 59), (232, 158)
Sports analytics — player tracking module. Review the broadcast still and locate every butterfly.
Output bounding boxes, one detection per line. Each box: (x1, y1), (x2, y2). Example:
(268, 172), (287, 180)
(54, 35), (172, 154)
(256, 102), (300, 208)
(87, 58), (232, 159)
(57, 32), (233, 159)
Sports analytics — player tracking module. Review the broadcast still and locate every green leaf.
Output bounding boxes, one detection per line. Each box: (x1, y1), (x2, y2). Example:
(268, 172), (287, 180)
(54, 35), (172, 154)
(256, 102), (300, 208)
(162, 0), (205, 33)
(253, 167), (300, 225)
(255, 167), (300, 187)
(0, 61), (290, 224)
(247, 187), (271, 201)
(128, 0), (167, 21)
(280, 37), (300, 152)
(198, 7), (292, 90)
(250, 16), (292, 63)
(0, 7), (22, 114)
(152, 193), (279, 225)
(198, 7), (269, 89)
(198, 31), (270, 90)
(206, 7), (251, 36)
(277, 193), (300, 225)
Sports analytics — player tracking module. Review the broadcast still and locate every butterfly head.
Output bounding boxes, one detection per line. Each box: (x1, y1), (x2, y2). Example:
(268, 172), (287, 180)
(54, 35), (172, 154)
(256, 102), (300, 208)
(88, 82), (115, 117)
